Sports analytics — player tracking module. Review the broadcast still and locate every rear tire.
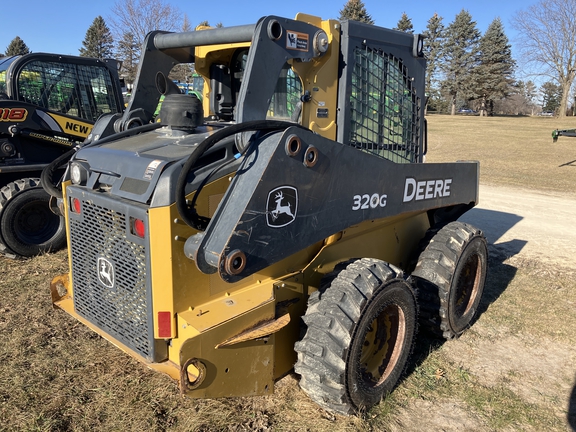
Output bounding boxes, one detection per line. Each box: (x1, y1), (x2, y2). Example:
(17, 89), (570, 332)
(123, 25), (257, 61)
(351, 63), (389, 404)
(294, 258), (417, 415)
(0, 178), (66, 257)
(411, 221), (487, 339)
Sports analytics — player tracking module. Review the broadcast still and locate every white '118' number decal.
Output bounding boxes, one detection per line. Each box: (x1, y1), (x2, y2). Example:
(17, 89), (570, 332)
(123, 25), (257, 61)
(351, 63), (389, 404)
(352, 193), (387, 210)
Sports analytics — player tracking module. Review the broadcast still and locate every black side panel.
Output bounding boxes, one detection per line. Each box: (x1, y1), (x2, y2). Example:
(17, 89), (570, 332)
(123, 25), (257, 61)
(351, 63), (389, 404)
(194, 127), (478, 283)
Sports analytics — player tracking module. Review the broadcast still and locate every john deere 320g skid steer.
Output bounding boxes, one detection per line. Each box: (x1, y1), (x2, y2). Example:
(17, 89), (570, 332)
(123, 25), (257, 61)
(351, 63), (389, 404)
(44, 14), (487, 414)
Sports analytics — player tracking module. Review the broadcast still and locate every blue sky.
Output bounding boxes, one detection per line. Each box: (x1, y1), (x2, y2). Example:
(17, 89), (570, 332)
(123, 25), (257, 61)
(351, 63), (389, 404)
(1, 0), (529, 62)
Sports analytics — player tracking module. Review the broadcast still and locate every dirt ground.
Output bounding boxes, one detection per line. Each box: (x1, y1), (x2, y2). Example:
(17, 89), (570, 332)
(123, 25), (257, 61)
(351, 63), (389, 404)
(461, 184), (576, 272)
(388, 183), (576, 431)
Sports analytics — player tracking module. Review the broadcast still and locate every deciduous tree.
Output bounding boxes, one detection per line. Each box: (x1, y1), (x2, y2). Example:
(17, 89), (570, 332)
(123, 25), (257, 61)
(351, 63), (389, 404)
(109, 0), (181, 60)
(79, 16), (114, 59)
(512, 0), (576, 118)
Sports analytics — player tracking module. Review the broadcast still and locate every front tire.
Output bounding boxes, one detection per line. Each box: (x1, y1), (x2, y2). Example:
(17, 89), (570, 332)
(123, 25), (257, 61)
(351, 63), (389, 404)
(294, 258), (417, 415)
(411, 221), (487, 339)
(0, 178), (66, 257)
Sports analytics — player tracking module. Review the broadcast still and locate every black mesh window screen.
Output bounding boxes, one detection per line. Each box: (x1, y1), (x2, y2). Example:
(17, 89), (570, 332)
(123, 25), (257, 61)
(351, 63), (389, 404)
(349, 47), (420, 163)
(17, 61), (118, 122)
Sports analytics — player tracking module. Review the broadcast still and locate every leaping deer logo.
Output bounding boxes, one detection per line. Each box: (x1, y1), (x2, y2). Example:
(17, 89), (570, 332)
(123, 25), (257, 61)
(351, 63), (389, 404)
(98, 257), (114, 288)
(267, 186), (298, 228)
(271, 191), (294, 221)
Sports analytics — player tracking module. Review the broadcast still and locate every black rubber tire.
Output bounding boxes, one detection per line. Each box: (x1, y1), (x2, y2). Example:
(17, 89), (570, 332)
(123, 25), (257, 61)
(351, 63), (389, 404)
(0, 178), (66, 257)
(294, 258), (417, 415)
(411, 221), (487, 339)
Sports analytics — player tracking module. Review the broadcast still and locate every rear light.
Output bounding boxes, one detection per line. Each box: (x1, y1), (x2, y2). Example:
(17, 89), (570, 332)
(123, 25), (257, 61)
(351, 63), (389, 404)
(158, 311), (171, 338)
(130, 217), (145, 238)
(70, 197), (81, 214)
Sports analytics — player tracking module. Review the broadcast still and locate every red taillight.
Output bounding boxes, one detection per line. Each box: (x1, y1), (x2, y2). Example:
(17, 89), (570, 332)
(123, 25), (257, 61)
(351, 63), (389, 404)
(131, 218), (145, 238)
(158, 311), (171, 338)
(70, 197), (81, 213)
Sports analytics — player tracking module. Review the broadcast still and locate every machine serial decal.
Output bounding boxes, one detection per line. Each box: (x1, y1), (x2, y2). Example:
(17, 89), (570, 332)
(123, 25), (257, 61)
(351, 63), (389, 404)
(266, 186), (298, 228)
(352, 193), (387, 210)
(403, 177), (452, 202)
(97, 257), (115, 288)
(0, 108), (28, 122)
(144, 160), (162, 180)
(286, 31), (309, 51)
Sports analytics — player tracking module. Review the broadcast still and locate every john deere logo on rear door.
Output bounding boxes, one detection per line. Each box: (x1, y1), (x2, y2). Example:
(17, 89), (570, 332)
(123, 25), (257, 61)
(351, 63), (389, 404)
(97, 257), (115, 288)
(267, 186), (298, 228)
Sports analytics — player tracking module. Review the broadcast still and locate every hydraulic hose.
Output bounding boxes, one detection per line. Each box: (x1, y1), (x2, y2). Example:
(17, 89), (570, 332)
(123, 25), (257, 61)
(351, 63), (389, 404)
(40, 147), (79, 199)
(176, 120), (306, 230)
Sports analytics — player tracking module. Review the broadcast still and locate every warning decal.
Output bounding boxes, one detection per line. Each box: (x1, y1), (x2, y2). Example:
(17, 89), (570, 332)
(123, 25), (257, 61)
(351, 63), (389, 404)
(286, 31), (309, 51)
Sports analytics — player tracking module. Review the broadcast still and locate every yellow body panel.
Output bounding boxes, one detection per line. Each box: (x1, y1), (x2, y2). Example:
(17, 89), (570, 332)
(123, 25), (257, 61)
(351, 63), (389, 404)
(293, 14), (340, 140)
(194, 42), (251, 116)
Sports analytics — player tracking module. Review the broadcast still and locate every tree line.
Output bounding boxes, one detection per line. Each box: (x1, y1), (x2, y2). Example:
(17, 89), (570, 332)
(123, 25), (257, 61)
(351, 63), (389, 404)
(340, 0), (564, 116)
(3, 0), (574, 117)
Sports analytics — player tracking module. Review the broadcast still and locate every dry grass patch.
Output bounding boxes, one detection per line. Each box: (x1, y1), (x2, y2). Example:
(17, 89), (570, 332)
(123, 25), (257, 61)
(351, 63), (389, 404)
(427, 115), (576, 195)
(1, 250), (574, 431)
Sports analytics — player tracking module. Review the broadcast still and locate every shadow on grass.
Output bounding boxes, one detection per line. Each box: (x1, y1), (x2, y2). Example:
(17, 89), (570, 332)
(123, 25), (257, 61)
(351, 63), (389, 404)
(569, 375), (576, 431)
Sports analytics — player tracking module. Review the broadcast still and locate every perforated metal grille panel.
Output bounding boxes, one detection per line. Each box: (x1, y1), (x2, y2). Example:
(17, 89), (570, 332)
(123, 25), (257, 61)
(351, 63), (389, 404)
(69, 197), (153, 360)
(349, 47), (420, 163)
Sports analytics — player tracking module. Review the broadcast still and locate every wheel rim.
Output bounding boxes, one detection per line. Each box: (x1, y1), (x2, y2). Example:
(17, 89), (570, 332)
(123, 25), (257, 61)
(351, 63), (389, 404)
(453, 252), (482, 318)
(359, 304), (406, 387)
(14, 200), (61, 244)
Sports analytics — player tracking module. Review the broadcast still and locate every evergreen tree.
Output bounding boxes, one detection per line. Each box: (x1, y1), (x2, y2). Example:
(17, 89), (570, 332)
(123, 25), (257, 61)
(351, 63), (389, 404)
(339, 0), (374, 24)
(540, 81), (561, 113)
(5, 36), (30, 56)
(116, 32), (139, 84)
(509, 80), (539, 115)
(475, 18), (515, 116)
(79, 16), (114, 58)
(422, 13), (444, 113)
(440, 10), (481, 115)
(394, 13), (414, 33)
